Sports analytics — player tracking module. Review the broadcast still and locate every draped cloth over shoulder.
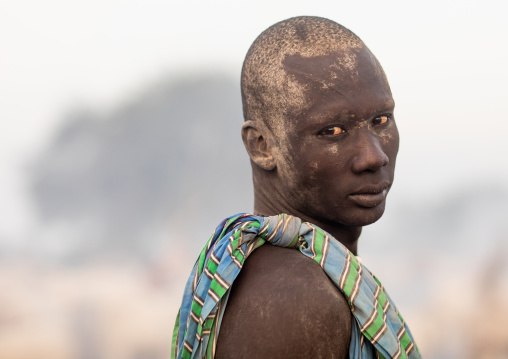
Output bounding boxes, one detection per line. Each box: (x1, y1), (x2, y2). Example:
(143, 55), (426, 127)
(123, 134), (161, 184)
(172, 214), (421, 359)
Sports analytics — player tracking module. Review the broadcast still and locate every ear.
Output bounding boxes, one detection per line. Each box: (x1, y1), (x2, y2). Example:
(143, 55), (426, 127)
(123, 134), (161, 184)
(241, 120), (276, 171)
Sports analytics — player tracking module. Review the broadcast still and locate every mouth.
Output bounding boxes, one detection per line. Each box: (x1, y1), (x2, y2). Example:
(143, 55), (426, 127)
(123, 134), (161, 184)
(348, 183), (390, 208)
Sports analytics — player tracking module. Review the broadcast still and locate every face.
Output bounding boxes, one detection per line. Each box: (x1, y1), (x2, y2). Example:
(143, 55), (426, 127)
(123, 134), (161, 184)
(271, 47), (399, 228)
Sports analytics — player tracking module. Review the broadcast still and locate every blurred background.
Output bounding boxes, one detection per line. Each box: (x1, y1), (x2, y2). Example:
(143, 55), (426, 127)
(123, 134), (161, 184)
(1, 0), (507, 358)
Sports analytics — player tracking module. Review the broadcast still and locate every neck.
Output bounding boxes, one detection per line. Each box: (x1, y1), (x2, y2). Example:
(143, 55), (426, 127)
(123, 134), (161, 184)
(253, 183), (361, 255)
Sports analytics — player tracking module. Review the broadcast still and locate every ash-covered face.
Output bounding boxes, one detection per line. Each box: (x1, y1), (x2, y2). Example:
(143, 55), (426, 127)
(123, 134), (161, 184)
(271, 47), (399, 228)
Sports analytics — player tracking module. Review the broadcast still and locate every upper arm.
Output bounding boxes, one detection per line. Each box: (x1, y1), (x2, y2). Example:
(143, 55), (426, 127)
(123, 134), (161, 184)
(215, 245), (351, 359)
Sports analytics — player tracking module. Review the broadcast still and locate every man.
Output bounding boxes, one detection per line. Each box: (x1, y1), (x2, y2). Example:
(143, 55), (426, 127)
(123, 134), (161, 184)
(173, 16), (420, 359)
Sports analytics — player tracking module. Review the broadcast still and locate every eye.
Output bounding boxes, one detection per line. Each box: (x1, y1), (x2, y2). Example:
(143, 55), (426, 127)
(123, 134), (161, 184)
(372, 114), (391, 126)
(318, 125), (346, 136)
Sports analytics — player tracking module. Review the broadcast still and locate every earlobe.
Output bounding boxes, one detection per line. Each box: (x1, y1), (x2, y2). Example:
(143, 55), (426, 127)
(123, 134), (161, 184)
(241, 121), (276, 171)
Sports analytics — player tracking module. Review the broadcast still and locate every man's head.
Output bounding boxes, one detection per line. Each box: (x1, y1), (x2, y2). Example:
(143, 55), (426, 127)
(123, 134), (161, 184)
(241, 16), (399, 234)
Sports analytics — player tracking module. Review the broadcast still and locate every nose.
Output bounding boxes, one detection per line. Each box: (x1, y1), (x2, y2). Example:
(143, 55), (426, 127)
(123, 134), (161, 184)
(351, 130), (389, 173)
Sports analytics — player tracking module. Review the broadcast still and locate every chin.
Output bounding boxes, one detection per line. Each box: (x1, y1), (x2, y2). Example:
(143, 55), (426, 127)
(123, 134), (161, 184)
(340, 202), (387, 227)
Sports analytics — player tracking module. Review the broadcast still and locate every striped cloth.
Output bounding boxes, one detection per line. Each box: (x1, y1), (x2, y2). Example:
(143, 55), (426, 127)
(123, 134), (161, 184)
(172, 213), (421, 359)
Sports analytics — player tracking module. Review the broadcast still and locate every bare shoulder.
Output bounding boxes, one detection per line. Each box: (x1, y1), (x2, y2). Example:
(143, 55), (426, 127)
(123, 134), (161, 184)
(215, 244), (351, 359)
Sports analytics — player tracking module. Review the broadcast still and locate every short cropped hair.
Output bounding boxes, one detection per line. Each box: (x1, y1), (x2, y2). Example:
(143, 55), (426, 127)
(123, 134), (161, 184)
(241, 16), (364, 131)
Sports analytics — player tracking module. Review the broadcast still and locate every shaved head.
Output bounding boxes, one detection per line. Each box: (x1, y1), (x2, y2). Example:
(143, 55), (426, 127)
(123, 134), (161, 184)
(241, 16), (366, 130)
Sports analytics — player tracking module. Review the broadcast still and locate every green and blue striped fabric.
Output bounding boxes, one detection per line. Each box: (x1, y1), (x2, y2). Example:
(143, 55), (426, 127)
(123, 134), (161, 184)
(172, 213), (420, 359)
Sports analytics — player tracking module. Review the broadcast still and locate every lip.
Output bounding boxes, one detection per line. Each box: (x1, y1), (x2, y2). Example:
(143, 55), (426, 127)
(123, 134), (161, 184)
(348, 182), (390, 208)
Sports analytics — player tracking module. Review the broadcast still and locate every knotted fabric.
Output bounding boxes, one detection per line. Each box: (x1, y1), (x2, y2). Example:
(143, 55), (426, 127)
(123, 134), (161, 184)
(172, 213), (420, 359)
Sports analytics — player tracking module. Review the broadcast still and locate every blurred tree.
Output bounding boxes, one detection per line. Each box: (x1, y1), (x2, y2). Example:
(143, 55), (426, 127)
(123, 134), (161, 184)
(30, 74), (252, 261)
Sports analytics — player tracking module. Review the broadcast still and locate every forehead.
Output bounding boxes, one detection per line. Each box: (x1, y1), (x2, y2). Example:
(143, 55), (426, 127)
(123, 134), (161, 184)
(280, 47), (393, 123)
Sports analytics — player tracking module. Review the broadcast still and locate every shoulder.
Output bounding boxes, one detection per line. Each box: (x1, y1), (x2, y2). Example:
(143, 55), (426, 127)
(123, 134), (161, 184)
(215, 244), (351, 359)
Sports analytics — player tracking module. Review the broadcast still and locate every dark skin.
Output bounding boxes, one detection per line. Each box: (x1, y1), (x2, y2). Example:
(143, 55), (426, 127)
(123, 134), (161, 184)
(216, 46), (399, 358)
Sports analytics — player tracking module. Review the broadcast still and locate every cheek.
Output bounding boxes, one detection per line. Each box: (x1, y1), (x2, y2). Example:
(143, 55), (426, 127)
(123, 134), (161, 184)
(277, 152), (321, 198)
(295, 147), (346, 188)
(377, 125), (399, 165)
(292, 150), (322, 183)
(276, 136), (348, 193)
(383, 128), (399, 165)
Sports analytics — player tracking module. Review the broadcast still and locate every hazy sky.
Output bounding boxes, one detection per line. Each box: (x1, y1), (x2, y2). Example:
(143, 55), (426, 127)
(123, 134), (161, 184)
(1, 0), (507, 241)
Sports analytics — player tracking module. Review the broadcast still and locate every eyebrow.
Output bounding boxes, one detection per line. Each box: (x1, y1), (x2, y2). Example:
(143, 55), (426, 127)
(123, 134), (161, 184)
(296, 98), (396, 134)
(369, 100), (396, 115)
